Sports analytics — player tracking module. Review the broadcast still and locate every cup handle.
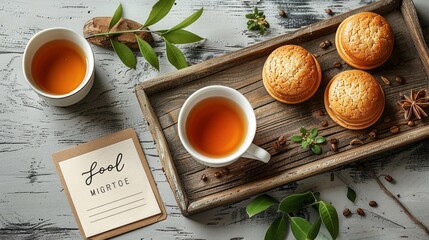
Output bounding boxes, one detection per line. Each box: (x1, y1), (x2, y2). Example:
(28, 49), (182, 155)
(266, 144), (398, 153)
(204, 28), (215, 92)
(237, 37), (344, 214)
(241, 143), (271, 163)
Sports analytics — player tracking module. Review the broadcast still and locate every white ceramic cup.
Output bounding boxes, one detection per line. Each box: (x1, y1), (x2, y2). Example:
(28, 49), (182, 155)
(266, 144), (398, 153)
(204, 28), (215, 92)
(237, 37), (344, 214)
(178, 85), (271, 167)
(22, 27), (95, 107)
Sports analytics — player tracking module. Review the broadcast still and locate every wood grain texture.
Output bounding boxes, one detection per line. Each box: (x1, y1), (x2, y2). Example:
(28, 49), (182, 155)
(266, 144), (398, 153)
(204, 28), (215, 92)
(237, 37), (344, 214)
(2, 0), (429, 239)
(136, 0), (429, 215)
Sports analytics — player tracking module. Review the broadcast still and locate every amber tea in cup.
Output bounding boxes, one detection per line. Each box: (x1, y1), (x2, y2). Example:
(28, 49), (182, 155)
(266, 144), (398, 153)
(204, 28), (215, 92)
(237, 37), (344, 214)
(31, 39), (87, 95)
(178, 85), (271, 167)
(186, 96), (247, 158)
(23, 27), (95, 106)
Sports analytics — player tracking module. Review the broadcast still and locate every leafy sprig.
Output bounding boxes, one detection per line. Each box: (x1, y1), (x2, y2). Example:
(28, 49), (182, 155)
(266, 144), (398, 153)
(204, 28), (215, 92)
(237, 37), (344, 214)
(246, 192), (339, 240)
(86, 1), (204, 70)
(246, 7), (270, 35)
(291, 127), (326, 155)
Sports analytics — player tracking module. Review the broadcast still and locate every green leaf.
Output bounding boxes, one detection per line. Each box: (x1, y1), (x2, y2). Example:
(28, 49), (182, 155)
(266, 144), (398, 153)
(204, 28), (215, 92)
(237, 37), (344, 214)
(319, 201), (339, 240)
(310, 128), (318, 138)
(165, 40), (188, 69)
(300, 127), (307, 135)
(307, 217), (322, 240)
(246, 13), (255, 19)
(136, 35), (159, 71)
(347, 187), (356, 203)
(301, 141), (309, 149)
(254, 7), (259, 14)
(167, 8), (203, 33)
(246, 194), (279, 218)
(291, 135), (303, 143)
(162, 30), (204, 44)
(278, 192), (316, 214)
(265, 215), (288, 240)
(290, 217), (312, 240)
(143, 0), (175, 27)
(315, 136), (326, 144)
(110, 39), (136, 69)
(109, 4), (123, 30)
(311, 145), (322, 155)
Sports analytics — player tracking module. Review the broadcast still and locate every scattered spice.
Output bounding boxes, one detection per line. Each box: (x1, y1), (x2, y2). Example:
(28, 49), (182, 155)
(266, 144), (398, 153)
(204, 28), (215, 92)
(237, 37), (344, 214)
(368, 129), (377, 140)
(331, 143), (338, 152)
(325, 8), (334, 15)
(343, 208), (351, 217)
(407, 120), (415, 127)
(398, 89), (429, 120)
(324, 40), (332, 47)
(272, 141), (281, 151)
(350, 138), (364, 146)
(381, 76), (391, 85)
(390, 125), (400, 134)
(321, 120), (328, 127)
(369, 201), (378, 207)
(329, 138), (338, 144)
(395, 75), (405, 85)
(333, 61), (342, 68)
(279, 10), (287, 18)
(356, 208), (365, 216)
(278, 135), (286, 145)
(316, 109), (325, 116)
(201, 174), (207, 181)
(385, 175), (394, 182)
(214, 172), (222, 178)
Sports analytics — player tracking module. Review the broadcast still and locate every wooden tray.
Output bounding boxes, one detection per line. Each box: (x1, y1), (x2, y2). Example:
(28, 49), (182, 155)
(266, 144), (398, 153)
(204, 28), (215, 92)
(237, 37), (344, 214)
(136, 0), (429, 216)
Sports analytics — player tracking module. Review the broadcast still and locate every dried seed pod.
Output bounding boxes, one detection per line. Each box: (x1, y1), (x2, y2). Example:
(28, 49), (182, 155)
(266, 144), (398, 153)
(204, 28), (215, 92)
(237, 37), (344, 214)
(395, 75), (405, 85)
(390, 125), (400, 134)
(369, 201), (378, 207)
(356, 208), (365, 216)
(329, 138), (338, 144)
(381, 76), (391, 85)
(350, 138), (364, 146)
(331, 143), (338, 152)
(325, 8), (334, 15)
(343, 208), (351, 217)
(384, 175), (394, 182)
(279, 10), (287, 18)
(407, 120), (415, 127)
(334, 61), (342, 68)
(214, 172), (222, 178)
(201, 174), (207, 181)
(321, 120), (328, 127)
(368, 129), (377, 140)
(278, 135), (286, 145)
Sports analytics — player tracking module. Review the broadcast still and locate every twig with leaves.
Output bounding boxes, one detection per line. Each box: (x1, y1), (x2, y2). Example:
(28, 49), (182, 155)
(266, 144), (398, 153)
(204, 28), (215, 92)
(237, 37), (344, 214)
(247, 192), (339, 240)
(291, 127), (326, 155)
(85, 0), (204, 70)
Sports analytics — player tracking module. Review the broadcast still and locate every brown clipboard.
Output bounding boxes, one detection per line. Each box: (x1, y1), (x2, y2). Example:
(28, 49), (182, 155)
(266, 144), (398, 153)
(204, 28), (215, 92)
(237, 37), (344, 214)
(52, 128), (166, 239)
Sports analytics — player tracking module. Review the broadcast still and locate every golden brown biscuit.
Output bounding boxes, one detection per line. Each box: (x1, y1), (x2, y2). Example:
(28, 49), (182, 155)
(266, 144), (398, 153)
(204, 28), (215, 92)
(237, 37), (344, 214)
(324, 70), (385, 130)
(262, 45), (322, 104)
(335, 12), (394, 70)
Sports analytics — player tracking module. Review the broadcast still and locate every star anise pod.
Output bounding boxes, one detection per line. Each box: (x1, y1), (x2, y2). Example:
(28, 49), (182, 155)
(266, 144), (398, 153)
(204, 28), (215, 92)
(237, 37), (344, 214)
(398, 89), (429, 120)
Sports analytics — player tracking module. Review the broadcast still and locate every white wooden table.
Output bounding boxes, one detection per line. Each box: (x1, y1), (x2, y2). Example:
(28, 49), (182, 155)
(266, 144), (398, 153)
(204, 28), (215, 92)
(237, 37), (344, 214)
(1, 0), (429, 239)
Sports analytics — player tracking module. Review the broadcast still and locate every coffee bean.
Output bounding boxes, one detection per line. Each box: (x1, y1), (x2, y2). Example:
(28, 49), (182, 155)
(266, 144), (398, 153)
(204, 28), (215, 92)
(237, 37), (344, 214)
(356, 208), (365, 216)
(324, 40), (332, 47)
(369, 201), (378, 207)
(343, 208), (351, 217)
(390, 125), (400, 134)
(201, 174), (207, 181)
(321, 120), (328, 127)
(385, 175), (394, 182)
(279, 10), (287, 18)
(331, 143), (338, 152)
(272, 141), (281, 151)
(395, 75), (405, 85)
(381, 76), (391, 85)
(407, 120), (415, 127)
(350, 138), (364, 146)
(329, 138), (338, 144)
(334, 61), (342, 68)
(319, 41), (327, 49)
(316, 109), (325, 116)
(278, 135), (286, 145)
(214, 172), (222, 178)
(368, 129), (377, 140)
(325, 8), (334, 15)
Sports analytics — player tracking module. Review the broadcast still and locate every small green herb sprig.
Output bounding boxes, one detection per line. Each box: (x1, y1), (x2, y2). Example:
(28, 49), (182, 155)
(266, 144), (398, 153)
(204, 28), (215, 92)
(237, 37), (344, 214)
(291, 128), (326, 155)
(246, 7), (270, 35)
(247, 192), (339, 240)
(86, 0), (204, 70)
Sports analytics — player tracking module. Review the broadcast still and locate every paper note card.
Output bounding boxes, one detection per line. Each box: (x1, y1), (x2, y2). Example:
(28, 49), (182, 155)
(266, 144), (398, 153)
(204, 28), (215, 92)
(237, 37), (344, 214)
(53, 129), (166, 239)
